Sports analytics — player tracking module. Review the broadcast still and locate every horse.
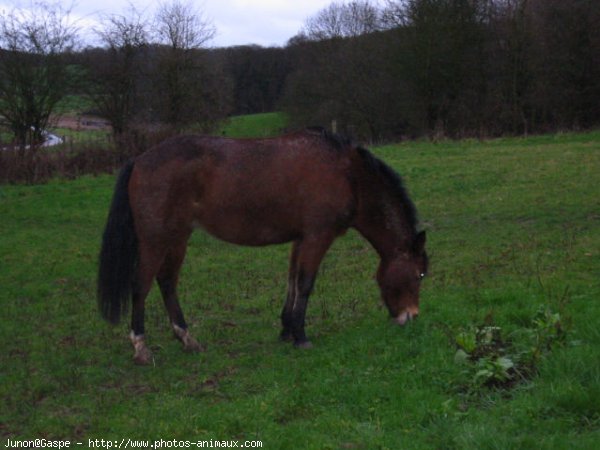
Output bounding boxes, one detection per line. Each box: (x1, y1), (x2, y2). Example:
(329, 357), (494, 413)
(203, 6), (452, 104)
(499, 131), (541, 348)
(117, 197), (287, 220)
(97, 128), (428, 364)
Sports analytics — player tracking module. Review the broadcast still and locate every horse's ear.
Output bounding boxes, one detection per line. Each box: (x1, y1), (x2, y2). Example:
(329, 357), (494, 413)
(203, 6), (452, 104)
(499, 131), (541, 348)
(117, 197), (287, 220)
(413, 231), (426, 254)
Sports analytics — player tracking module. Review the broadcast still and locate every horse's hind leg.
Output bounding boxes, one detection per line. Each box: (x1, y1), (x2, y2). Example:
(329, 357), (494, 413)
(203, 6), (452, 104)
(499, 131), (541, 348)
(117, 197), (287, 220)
(157, 236), (203, 353)
(130, 243), (165, 365)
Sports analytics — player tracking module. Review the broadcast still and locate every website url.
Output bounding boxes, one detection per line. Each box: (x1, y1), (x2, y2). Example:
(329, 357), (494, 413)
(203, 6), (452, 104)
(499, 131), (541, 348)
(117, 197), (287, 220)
(4, 439), (264, 449)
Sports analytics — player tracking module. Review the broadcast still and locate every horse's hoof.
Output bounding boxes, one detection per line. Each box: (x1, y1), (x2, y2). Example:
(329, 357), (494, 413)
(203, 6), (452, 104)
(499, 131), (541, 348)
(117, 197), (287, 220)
(183, 335), (204, 353)
(294, 340), (313, 349)
(133, 346), (153, 365)
(173, 324), (204, 353)
(280, 330), (294, 342)
(130, 332), (153, 365)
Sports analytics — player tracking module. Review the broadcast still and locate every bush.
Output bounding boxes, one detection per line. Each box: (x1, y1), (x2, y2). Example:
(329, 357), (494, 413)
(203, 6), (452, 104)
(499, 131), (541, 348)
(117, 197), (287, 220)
(0, 128), (174, 184)
(453, 308), (567, 392)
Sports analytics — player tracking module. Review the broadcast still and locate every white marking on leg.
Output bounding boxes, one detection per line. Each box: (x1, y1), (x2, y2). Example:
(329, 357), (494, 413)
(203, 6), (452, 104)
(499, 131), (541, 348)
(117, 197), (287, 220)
(129, 331), (153, 365)
(395, 312), (410, 325)
(129, 331), (145, 350)
(172, 324), (187, 340)
(172, 323), (203, 352)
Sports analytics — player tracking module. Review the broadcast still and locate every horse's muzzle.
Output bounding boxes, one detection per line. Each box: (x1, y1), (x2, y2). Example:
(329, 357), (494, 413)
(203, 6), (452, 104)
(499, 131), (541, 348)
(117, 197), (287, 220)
(394, 306), (419, 325)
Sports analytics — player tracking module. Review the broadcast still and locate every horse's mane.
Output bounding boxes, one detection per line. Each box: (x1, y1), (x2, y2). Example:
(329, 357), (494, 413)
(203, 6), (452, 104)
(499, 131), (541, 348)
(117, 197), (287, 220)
(306, 127), (421, 237)
(355, 146), (420, 237)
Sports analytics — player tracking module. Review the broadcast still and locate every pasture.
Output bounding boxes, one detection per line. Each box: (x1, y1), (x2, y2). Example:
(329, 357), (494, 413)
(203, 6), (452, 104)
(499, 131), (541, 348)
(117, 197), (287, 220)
(1, 127), (599, 448)
(219, 112), (289, 138)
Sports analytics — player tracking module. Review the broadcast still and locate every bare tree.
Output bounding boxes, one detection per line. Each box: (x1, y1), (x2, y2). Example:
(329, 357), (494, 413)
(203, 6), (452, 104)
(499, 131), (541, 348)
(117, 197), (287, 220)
(381, 0), (411, 28)
(154, 0), (215, 50)
(151, 0), (217, 128)
(0, 1), (79, 147)
(303, 0), (381, 40)
(86, 6), (148, 136)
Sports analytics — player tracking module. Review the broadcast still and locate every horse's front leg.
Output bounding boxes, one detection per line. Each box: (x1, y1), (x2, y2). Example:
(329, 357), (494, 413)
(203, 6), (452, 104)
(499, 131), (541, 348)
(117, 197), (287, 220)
(289, 269), (316, 349)
(281, 234), (335, 348)
(280, 241), (299, 342)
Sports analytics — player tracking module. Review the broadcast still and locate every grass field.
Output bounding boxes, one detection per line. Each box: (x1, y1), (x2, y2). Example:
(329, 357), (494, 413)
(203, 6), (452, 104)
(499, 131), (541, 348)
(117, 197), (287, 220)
(219, 112), (288, 138)
(1, 125), (599, 448)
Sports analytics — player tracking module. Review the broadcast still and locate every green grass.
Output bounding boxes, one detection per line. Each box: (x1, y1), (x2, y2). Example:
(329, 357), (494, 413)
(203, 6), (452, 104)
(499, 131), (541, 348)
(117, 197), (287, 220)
(219, 112), (288, 138)
(1, 129), (600, 448)
(44, 110), (287, 146)
(55, 95), (96, 115)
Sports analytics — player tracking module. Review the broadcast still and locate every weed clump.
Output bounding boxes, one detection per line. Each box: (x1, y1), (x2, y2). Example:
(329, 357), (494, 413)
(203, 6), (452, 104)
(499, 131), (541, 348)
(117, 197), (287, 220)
(453, 307), (566, 392)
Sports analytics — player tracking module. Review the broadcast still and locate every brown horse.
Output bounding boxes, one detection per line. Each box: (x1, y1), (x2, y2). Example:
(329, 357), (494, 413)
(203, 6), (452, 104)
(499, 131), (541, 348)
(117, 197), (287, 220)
(97, 129), (428, 364)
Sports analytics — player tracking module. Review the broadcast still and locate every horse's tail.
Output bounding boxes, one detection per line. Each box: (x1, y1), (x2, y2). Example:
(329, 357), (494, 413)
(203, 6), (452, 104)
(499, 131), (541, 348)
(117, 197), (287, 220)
(97, 160), (137, 324)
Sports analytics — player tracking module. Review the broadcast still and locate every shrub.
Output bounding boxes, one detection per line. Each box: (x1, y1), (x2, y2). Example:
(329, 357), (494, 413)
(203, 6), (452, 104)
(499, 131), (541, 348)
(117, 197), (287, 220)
(453, 308), (567, 392)
(0, 128), (175, 184)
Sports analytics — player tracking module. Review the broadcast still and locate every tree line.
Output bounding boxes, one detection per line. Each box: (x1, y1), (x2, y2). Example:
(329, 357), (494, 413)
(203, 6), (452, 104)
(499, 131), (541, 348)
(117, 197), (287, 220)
(283, 0), (600, 140)
(1, 0), (600, 147)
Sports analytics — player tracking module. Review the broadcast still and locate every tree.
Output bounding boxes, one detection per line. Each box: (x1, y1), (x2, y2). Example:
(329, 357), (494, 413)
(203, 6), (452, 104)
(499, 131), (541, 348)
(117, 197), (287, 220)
(0, 1), (78, 147)
(529, 0), (600, 129)
(302, 0), (381, 40)
(150, 0), (219, 129)
(284, 1), (386, 140)
(383, 0), (491, 135)
(85, 6), (148, 136)
(219, 45), (291, 115)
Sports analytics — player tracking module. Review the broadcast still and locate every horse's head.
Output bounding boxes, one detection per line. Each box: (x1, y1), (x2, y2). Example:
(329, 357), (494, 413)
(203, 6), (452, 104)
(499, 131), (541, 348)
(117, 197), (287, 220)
(376, 231), (428, 325)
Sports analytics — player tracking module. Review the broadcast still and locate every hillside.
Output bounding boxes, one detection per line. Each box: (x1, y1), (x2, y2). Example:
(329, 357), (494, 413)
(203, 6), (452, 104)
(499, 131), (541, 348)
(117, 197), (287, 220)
(1, 129), (599, 447)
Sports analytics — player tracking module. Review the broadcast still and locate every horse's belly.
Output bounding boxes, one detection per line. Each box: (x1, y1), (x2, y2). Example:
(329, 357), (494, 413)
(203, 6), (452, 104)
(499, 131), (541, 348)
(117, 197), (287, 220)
(190, 164), (354, 246)
(192, 204), (300, 246)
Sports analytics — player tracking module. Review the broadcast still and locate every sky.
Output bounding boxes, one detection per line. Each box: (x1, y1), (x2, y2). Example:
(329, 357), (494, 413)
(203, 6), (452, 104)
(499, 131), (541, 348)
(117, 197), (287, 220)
(0, 0), (338, 48)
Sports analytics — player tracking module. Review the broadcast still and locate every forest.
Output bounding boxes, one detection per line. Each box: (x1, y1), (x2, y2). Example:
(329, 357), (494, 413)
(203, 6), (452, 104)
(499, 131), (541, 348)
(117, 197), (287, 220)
(1, 0), (600, 144)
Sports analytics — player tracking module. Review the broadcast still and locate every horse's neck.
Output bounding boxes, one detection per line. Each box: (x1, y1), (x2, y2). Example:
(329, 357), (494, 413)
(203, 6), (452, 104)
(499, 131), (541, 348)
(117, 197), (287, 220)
(353, 176), (413, 261)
